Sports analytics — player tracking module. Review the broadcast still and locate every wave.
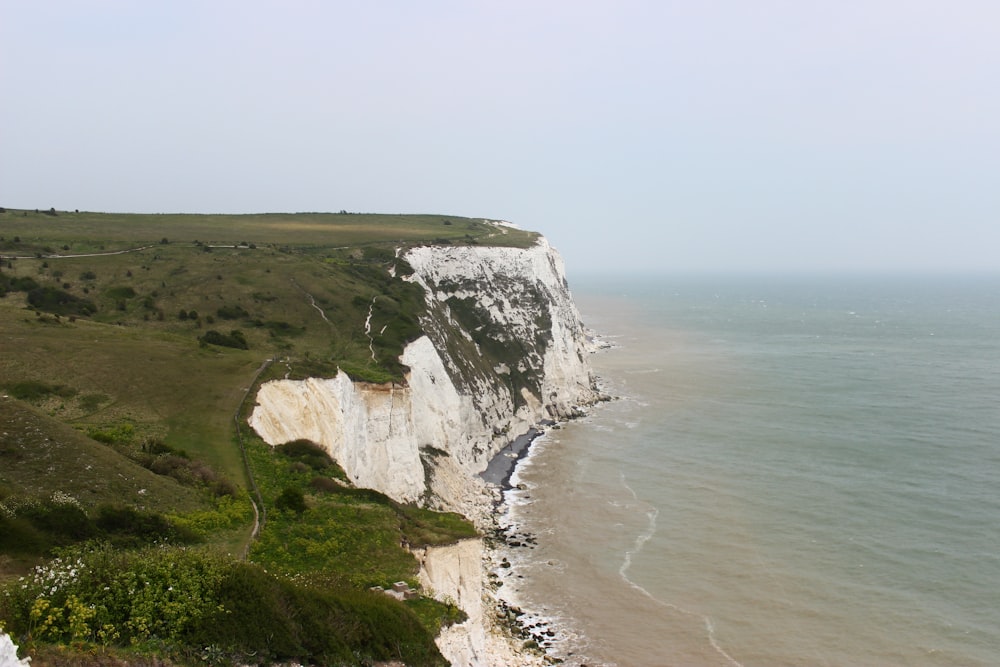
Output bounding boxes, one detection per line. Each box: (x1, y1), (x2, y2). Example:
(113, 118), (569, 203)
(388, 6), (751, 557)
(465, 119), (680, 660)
(617, 471), (745, 667)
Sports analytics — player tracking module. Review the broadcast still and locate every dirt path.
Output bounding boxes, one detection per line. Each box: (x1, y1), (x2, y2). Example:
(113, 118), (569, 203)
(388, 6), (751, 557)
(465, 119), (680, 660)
(234, 356), (274, 560)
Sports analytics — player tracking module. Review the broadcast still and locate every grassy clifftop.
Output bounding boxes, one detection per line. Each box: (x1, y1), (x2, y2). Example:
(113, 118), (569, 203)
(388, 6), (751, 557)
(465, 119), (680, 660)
(0, 209), (538, 250)
(0, 208), (524, 665)
(0, 208), (536, 475)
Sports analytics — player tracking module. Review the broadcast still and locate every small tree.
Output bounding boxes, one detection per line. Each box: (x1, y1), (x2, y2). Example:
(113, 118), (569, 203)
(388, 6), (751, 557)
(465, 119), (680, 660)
(274, 487), (307, 515)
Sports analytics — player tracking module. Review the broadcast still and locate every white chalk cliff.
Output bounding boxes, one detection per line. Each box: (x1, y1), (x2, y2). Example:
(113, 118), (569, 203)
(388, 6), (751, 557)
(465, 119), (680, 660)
(247, 234), (598, 665)
(248, 236), (597, 506)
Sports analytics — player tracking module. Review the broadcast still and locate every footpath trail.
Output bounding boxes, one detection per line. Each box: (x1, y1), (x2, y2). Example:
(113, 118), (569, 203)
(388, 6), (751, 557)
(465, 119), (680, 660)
(234, 356), (275, 560)
(2, 244), (156, 260)
(2, 241), (264, 261)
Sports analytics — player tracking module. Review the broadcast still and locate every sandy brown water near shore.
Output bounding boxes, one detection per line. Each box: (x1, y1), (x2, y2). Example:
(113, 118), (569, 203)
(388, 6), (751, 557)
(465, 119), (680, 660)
(490, 275), (1000, 667)
(494, 426), (741, 667)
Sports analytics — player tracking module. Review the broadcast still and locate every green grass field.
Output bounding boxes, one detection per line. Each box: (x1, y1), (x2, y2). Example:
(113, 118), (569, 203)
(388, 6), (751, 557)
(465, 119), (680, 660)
(0, 208), (537, 252)
(0, 207), (521, 664)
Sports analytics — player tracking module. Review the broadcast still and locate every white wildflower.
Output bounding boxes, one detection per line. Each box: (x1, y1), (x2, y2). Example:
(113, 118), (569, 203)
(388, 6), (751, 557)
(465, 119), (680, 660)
(50, 491), (82, 508)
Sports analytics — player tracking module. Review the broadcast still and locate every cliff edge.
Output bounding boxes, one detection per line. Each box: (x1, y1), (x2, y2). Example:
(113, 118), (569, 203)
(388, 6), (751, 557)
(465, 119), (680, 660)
(248, 236), (597, 508)
(247, 234), (598, 665)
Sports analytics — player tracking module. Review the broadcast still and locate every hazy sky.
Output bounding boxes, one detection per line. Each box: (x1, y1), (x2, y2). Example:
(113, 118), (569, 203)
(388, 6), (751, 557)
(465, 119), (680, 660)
(3, 1), (999, 275)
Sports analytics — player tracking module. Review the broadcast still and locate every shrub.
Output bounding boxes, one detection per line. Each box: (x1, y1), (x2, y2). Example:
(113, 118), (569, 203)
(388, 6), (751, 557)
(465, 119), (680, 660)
(276, 439), (340, 473)
(0, 497), (192, 558)
(185, 561), (445, 666)
(0, 275), (39, 295)
(105, 286), (136, 300)
(87, 422), (135, 445)
(263, 320), (305, 337)
(143, 453), (233, 496)
(26, 287), (96, 316)
(216, 304), (249, 320)
(15, 500), (94, 544)
(1, 546), (446, 664)
(198, 329), (248, 350)
(6, 381), (77, 402)
(0, 514), (48, 555)
(309, 476), (343, 494)
(273, 487), (306, 515)
(141, 438), (185, 457)
(94, 505), (200, 546)
(0, 544), (229, 647)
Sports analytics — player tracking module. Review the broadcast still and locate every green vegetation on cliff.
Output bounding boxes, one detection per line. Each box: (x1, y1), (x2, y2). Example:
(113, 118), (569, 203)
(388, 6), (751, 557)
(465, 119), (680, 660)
(0, 208), (530, 665)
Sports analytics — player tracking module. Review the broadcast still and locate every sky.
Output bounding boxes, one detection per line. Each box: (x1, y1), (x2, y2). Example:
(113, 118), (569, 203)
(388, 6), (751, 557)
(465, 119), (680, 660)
(2, 1), (999, 275)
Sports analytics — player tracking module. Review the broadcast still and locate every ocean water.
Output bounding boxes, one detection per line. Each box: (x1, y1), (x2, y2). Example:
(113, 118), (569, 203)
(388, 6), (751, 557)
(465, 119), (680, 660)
(498, 274), (1000, 666)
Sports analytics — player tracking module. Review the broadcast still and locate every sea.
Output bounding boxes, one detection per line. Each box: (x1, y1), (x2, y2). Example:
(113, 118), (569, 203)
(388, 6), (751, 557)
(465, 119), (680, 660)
(496, 273), (1000, 667)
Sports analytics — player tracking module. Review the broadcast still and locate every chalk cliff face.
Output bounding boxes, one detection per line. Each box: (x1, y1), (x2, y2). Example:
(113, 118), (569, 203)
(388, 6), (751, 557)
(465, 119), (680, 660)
(248, 235), (597, 506)
(415, 539), (546, 667)
(248, 234), (596, 664)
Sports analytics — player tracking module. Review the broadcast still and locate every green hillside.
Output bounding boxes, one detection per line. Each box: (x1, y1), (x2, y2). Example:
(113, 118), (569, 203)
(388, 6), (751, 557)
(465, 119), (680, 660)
(0, 208), (527, 665)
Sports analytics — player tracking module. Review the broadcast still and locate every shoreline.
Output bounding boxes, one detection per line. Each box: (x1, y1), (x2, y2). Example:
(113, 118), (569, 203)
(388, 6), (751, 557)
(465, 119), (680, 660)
(479, 425), (547, 489)
(426, 351), (612, 664)
(419, 426), (564, 667)
(478, 379), (617, 665)
(480, 419), (593, 664)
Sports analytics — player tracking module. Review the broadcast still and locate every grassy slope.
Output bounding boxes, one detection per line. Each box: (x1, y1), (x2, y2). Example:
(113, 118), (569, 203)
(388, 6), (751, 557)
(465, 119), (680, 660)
(0, 208), (532, 661)
(0, 398), (205, 514)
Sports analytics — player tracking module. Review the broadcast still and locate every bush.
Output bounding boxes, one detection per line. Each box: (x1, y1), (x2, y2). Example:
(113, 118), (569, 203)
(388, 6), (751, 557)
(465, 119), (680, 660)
(0, 275), (39, 296)
(0, 496), (192, 558)
(187, 561), (445, 666)
(0, 544), (445, 667)
(94, 505), (200, 546)
(216, 304), (249, 320)
(141, 438), (185, 457)
(262, 320), (305, 337)
(6, 380), (77, 402)
(273, 487), (306, 515)
(0, 544), (229, 647)
(18, 501), (94, 542)
(26, 287), (97, 316)
(143, 453), (234, 497)
(198, 329), (248, 350)
(0, 514), (48, 555)
(105, 286), (136, 300)
(87, 422), (135, 445)
(309, 476), (343, 494)
(276, 439), (341, 473)
(1, 545), (447, 665)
